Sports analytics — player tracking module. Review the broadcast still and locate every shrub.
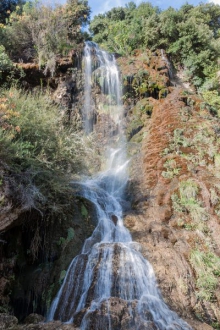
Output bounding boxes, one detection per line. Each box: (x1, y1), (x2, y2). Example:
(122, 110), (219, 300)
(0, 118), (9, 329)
(0, 87), (90, 214)
(3, 0), (90, 74)
(0, 45), (13, 79)
(190, 249), (220, 301)
(171, 179), (208, 231)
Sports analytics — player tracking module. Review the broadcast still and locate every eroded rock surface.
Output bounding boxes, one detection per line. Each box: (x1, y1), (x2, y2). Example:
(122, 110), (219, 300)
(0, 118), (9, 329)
(122, 50), (220, 329)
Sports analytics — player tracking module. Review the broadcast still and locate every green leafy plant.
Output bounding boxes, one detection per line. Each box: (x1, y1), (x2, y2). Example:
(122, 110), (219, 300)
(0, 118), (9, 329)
(2, 0), (90, 73)
(190, 249), (220, 301)
(171, 180), (208, 230)
(162, 159), (181, 179)
(59, 270), (67, 285)
(81, 204), (88, 217)
(0, 45), (13, 79)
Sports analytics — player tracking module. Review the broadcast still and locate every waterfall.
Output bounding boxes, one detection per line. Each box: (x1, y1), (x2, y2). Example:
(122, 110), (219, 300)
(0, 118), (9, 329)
(47, 42), (192, 330)
(83, 43), (93, 134)
(160, 49), (174, 80)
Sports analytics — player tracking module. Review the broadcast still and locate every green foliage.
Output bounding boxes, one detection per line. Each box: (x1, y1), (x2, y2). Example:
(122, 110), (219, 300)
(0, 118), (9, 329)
(171, 180), (208, 230)
(190, 249), (220, 301)
(161, 159), (181, 179)
(202, 91), (220, 117)
(212, 322), (220, 330)
(90, 2), (220, 89)
(67, 227), (75, 241)
(57, 237), (66, 246)
(81, 204), (88, 217)
(0, 0), (26, 24)
(0, 45), (13, 78)
(0, 87), (91, 216)
(90, 2), (158, 54)
(2, 0), (90, 73)
(59, 270), (66, 285)
(57, 227), (75, 249)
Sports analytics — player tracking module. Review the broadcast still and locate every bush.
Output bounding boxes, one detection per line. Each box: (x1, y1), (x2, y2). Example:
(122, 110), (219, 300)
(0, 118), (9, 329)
(0, 87), (91, 215)
(0, 45), (13, 79)
(3, 0), (90, 74)
(190, 249), (220, 301)
(90, 2), (220, 89)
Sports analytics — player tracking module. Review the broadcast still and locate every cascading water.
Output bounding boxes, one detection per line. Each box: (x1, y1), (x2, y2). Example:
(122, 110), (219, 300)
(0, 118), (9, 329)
(160, 49), (174, 80)
(47, 42), (192, 330)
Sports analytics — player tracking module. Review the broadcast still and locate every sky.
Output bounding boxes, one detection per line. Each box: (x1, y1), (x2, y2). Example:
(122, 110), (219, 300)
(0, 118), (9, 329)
(88, 0), (220, 18)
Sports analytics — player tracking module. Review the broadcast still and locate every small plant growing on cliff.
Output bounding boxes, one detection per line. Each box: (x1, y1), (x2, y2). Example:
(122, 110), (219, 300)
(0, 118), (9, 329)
(162, 158), (181, 179)
(171, 180), (208, 230)
(57, 227), (75, 250)
(190, 249), (220, 301)
(59, 270), (67, 285)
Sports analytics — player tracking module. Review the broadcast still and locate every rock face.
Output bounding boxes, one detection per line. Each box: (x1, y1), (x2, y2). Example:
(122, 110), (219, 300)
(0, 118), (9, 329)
(1, 48), (220, 330)
(0, 192), (96, 321)
(73, 297), (158, 330)
(120, 50), (220, 329)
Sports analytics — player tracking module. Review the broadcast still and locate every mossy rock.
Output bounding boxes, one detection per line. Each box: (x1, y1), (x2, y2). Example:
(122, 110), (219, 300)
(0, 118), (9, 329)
(132, 98), (153, 117)
(159, 88), (168, 99)
(130, 130), (144, 143)
(148, 81), (157, 88)
(24, 313), (44, 324)
(145, 104), (153, 116)
(138, 83), (149, 95)
(126, 118), (144, 140)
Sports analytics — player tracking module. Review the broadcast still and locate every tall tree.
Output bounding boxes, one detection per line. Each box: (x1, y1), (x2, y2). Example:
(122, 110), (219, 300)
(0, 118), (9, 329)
(0, 0), (25, 23)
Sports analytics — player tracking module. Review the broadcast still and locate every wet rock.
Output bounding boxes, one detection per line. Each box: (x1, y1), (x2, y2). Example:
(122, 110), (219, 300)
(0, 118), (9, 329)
(74, 297), (155, 330)
(111, 215), (118, 225)
(0, 313), (18, 329)
(10, 320), (79, 329)
(24, 314), (45, 324)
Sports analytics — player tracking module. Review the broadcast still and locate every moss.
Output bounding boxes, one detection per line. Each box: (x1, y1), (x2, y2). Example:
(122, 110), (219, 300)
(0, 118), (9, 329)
(59, 270), (67, 285)
(159, 88), (168, 99)
(81, 203), (88, 217)
(138, 82), (148, 95)
(126, 118), (143, 141)
(145, 104), (153, 116)
(43, 283), (55, 311)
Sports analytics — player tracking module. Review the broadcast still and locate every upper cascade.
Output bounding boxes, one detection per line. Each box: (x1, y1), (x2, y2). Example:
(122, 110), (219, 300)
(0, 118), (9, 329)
(83, 41), (123, 136)
(47, 43), (192, 330)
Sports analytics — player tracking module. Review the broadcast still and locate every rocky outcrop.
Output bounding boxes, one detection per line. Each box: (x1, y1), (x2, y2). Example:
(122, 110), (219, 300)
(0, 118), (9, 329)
(121, 50), (220, 329)
(0, 313), (79, 329)
(0, 196), (96, 321)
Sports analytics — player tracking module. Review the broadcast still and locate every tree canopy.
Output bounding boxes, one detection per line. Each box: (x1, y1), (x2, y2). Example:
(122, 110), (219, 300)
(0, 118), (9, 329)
(0, 0), (91, 74)
(0, 0), (25, 23)
(89, 2), (220, 89)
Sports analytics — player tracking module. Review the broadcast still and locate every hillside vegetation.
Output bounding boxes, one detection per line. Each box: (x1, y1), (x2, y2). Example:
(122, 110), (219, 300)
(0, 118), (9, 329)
(90, 1), (220, 92)
(0, 0), (92, 222)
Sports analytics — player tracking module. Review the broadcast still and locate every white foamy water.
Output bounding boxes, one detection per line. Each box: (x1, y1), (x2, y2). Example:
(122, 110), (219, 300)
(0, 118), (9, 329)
(47, 42), (192, 330)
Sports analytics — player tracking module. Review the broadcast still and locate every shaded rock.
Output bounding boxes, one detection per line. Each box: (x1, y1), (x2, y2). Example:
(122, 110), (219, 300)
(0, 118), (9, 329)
(0, 313), (18, 329)
(10, 321), (79, 329)
(111, 215), (118, 225)
(24, 314), (45, 324)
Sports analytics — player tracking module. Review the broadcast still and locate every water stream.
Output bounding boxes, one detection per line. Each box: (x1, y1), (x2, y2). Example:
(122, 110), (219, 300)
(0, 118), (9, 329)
(47, 42), (192, 330)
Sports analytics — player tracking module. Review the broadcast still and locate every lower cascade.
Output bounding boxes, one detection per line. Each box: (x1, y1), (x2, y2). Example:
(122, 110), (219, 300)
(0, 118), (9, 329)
(47, 42), (192, 330)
